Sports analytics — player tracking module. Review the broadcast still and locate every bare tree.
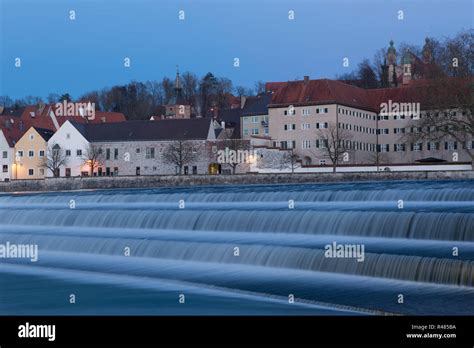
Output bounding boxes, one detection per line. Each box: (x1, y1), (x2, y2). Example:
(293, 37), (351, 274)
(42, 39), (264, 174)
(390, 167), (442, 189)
(181, 71), (199, 106)
(280, 148), (301, 174)
(162, 140), (197, 175)
(405, 77), (474, 163)
(254, 81), (266, 94)
(81, 144), (104, 176)
(212, 130), (251, 174)
(40, 143), (68, 178)
(312, 124), (352, 173)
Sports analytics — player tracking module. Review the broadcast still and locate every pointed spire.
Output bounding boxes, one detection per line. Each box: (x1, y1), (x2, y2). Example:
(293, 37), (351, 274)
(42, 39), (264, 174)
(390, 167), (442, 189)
(174, 65), (181, 90)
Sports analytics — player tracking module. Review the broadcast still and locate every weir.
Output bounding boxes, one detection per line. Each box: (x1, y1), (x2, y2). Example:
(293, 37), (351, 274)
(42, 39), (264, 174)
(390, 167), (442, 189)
(0, 180), (473, 315)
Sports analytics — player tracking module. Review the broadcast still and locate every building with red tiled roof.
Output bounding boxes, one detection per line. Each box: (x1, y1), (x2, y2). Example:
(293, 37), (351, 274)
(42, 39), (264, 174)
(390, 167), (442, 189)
(0, 103), (126, 181)
(265, 75), (473, 167)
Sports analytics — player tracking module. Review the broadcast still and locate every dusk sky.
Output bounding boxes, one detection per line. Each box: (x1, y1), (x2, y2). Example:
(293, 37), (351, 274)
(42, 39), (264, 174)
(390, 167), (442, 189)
(1, 0), (472, 100)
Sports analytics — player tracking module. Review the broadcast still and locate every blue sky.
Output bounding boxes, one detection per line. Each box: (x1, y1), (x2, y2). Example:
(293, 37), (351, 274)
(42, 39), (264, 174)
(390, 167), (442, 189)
(1, 0), (472, 99)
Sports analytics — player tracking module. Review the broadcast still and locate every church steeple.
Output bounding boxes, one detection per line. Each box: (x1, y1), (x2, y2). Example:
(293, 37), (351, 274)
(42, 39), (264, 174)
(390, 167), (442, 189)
(422, 37), (433, 63)
(174, 65), (182, 91)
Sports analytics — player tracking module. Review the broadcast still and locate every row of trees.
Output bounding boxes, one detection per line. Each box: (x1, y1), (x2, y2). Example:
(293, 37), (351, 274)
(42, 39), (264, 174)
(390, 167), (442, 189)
(338, 29), (473, 89)
(1, 73), (266, 121)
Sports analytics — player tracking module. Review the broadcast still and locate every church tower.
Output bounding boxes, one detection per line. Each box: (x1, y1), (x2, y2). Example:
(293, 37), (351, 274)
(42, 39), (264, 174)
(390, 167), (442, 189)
(402, 49), (412, 85)
(165, 66), (191, 119)
(387, 40), (398, 87)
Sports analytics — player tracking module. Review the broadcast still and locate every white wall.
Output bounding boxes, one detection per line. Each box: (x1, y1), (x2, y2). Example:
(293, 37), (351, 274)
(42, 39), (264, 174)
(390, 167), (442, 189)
(47, 121), (90, 177)
(252, 163), (472, 173)
(0, 131), (14, 181)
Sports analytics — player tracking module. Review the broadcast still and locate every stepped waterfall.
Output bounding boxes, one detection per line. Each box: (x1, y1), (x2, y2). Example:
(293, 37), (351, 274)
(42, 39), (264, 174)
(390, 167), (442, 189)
(0, 180), (473, 315)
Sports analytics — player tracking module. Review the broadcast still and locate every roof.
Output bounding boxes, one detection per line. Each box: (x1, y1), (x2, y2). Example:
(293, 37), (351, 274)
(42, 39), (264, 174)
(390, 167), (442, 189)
(70, 118), (213, 142)
(0, 106), (25, 117)
(0, 127), (24, 147)
(241, 93), (272, 116)
(33, 127), (55, 141)
(269, 79), (376, 111)
(267, 76), (473, 112)
(265, 82), (287, 92)
(0, 104), (127, 146)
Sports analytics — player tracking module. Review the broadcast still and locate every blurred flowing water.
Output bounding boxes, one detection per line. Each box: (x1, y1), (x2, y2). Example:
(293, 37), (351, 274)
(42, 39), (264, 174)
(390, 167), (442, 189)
(0, 180), (473, 315)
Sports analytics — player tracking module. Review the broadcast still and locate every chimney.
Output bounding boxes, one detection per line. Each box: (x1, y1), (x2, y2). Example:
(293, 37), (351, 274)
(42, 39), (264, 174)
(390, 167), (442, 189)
(304, 76), (309, 84)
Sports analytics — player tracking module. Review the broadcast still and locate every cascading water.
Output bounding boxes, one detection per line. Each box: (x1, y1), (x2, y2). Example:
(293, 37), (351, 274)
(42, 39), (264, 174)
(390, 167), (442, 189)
(0, 180), (473, 315)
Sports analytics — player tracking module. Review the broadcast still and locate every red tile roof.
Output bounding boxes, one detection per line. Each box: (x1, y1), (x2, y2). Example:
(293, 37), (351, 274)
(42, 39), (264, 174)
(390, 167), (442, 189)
(269, 79), (376, 111)
(0, 104), (126, 147)
(0, 127), (25, 147)
(268, 77), (473, 112)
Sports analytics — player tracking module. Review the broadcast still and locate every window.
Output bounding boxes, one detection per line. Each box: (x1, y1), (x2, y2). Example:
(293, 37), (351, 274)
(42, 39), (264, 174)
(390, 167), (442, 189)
(106, 149), (110, 160)
(192, 166), (197, 175)
(319, 159), (326, 165)
(184, 166), (189, 175)
(66, 150), (71, 157)
(28, 169), (34, 176)
(252, 116), (259, 123)
(394, 144), (405, 152)
(17, 151), (24, 157)
(39, 168), (44, 175)
(114, 167), (119, 176)
(243, 129), (249, 136)
(136, 148), (140, 153)
(428, 142), (439, 151)
(301, 123), (310, 130)
(2, 151), (7, 159)
(445, 141), (457, 150)
(251, 128), (259, 135)
(29, 134), (34, 141)
(315, 139), (328, 148)
(114, 148), (119, 160)
(412, 143), (423, 151)
(28, 150), (34, 157)
(301, 108), (310, 116)
(324, 108), (328, 113)
(136, 167), (141, 176)
(302, 140), (311, 149)
(39, 150), (45, 157)
(2, 165), (8, 173)
(66, 133), (71, 139)
(65, 168), (71, 177)
(379, 144), (389, 152)
(76, 149), (82, 156)
(146, 147), (155, 159)
(106, 167), (111, 176)
(316, 122), (328, 129)
(243, 117), (249, 124)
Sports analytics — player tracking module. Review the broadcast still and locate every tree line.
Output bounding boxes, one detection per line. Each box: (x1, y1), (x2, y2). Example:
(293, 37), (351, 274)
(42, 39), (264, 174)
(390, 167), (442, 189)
(338, 29), (473, 89)
(1, 72), (265, 120)
(1, 29), (471, 119)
